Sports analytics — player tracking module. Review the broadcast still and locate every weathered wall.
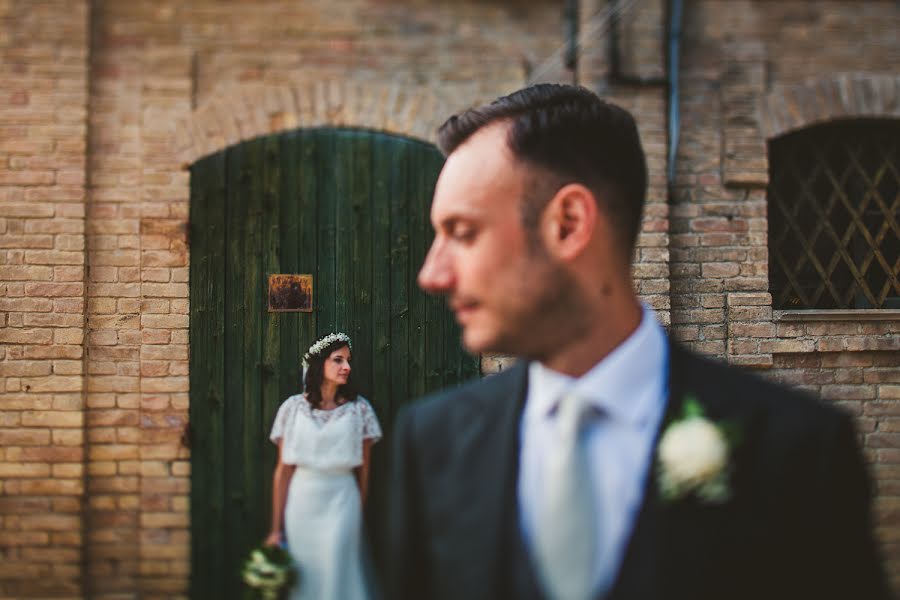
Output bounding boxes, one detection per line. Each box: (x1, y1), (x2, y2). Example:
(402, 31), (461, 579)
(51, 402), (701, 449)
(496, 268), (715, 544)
(1, 0), (898, 597)
(90, 1), (560, 598)
(0, 1), (89, 598)
(670, 0), (900, 589)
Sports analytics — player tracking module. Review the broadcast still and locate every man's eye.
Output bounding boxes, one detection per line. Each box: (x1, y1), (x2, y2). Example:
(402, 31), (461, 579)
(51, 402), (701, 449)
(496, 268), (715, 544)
(450, 226), (476, 241)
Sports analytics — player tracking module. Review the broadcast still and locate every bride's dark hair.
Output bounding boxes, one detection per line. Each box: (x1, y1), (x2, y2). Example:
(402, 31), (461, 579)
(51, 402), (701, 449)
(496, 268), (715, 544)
(303, 340), (358, 409)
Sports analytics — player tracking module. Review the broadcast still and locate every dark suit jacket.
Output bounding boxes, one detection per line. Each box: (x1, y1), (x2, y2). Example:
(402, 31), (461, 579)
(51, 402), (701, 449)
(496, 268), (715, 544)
(387, 342), (889, 600)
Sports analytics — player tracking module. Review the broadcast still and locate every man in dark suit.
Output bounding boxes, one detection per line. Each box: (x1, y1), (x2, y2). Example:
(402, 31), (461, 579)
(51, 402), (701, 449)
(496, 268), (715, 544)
(387, 84), (888, 600)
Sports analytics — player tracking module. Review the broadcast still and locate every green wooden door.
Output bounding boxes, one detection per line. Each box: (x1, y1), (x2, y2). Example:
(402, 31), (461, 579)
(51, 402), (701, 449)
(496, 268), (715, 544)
(188, 128), (479, 599)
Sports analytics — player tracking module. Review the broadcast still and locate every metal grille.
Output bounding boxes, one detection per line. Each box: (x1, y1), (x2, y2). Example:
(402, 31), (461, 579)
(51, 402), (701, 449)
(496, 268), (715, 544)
(768, 120), (900, 309)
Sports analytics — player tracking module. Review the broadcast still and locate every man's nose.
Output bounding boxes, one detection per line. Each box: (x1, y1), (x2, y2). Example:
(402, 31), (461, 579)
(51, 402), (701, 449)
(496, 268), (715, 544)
(417, 240), (454, 294)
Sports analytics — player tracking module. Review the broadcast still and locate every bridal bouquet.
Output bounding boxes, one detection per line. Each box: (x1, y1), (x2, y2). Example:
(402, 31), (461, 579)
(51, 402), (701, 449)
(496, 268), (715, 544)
(242, 544), (297, 600)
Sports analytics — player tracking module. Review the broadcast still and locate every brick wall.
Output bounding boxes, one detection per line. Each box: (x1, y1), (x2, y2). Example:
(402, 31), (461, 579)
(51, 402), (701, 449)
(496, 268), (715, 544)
(85, 1), (561, 598)
(0, 1), (89, 598)
(671, 0), (900, 590)
(1, 0), (898, 597)
(769, 350), (900, 583)
(579, 0), (671, 326)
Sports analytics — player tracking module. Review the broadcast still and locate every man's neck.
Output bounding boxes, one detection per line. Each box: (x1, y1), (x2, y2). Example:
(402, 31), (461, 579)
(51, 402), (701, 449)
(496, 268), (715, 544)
(540, 299), (643, 378)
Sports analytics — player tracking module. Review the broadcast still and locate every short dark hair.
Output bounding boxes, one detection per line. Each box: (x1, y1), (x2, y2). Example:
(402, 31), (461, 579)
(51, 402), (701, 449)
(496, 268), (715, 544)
(437, 83), (647, 257)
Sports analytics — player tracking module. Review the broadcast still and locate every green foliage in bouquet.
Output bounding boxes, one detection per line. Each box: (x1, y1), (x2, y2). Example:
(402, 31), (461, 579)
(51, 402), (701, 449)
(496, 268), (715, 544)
(242, 545), (298, 600)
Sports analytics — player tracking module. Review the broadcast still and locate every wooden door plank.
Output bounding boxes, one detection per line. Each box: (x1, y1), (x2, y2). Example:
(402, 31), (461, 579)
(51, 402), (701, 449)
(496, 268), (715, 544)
(276, 132), (300, 403)
(188, 157), (209, 600)
(334, 130), (354, 348)
(348, 130), (374, 397)
(259, 133), (282, 552)
(413, 141), (445, 394)
(371, 133), (393, 435)
(296, 129), (319, 380)
(239, 138), (266, 597)
(405, 138), (428, 401)
(189, 151), (227, 600)
(224, 141), (250, 600)
(316, 129), (338, 334)
(363, 133), (403, 564)
(190, 128), (480, 600)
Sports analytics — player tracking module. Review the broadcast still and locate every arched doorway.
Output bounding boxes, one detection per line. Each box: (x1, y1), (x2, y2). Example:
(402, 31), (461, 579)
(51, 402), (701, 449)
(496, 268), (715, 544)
(188, 127), (479, 598)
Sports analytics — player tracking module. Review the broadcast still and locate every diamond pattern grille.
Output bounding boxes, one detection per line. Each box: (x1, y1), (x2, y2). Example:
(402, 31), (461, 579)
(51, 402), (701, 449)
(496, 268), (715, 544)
(768, 120), (900, 309)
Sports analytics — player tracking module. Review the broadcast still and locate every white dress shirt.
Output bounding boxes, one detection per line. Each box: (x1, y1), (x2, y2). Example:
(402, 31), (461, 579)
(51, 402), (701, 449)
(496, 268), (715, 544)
(518, 306), (669, 596)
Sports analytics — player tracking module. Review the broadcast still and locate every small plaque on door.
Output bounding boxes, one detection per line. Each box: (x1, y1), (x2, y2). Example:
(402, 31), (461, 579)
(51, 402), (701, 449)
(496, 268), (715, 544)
(268, 274), (313, 313)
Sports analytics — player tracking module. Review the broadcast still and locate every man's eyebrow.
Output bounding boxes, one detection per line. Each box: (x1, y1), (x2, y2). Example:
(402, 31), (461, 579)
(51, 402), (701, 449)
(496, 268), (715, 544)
(438, 205), (485, 224)
(436, 215), (478, 231)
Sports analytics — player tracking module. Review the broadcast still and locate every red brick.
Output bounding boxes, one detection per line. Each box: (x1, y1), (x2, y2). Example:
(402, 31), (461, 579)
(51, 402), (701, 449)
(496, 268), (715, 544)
(866, 370), (900, 384)
(21, 411), (83, 428)
(0, 463), (51, 477)
(0, 362), (52, 377)
(142, 329), (171, 344)
(10, 447), (83, 462)
(23, 345), (82, 359)
(0, 328), (53, 346)
(24, 250), (85, 265)
(820, 384), (877, 401)
(16, 479), (83, 496)
(141, 250), (186, 268)
(23, 312), (83, 327)
(88, 409), (140, 427)
(0, 298), (53, 312)
(0, 265), (53, 280)
(21, 375), (83, 393)
(141, 314), (188, 329)
(19, 514), (80, 531)
(0, 234), (54, 249)
(0, 171), (55, 185)
(702, 262), (740, 277)
(881, 386), (900, 400)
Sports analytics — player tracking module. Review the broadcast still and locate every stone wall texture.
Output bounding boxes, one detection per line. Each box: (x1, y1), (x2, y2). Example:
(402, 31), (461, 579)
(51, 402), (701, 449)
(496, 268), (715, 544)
(0, 0), (898, 597)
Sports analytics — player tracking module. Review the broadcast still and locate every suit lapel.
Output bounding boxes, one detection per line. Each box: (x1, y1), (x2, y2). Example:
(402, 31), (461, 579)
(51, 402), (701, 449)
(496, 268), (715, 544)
(472, 344), (698, 600)
(452, 343), (745, 599)
(606, 341), (690, 600)
(610, 342), (758, 600)
(442, 363), (529, 598)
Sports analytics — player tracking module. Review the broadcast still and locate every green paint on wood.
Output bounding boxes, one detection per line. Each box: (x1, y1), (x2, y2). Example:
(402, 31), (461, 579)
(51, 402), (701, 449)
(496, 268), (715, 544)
(189, 150), (227, 600)
(189, 128), (478, 599)
(223, 142), (247, 598)
(406, 138), (427, 402)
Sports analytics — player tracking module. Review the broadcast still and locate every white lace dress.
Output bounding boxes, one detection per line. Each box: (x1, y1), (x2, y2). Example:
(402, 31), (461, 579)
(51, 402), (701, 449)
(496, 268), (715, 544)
(270, 394), (382, 600)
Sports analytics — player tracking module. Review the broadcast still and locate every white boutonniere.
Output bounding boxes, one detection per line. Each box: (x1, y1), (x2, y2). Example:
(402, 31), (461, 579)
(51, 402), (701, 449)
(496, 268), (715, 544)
(657, 395), (738, 504)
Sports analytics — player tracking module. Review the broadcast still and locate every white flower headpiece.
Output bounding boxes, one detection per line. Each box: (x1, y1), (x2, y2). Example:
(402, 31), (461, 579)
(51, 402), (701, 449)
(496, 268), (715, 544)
(301, 332), (352, 369)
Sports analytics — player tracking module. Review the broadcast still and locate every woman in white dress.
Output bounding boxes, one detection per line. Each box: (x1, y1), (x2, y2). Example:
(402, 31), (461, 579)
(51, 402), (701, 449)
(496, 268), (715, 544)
(265, 332), (382, 600)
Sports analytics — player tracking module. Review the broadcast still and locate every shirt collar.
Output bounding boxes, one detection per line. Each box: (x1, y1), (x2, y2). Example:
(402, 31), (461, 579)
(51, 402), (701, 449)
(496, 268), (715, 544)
(525, 305), (667, 428)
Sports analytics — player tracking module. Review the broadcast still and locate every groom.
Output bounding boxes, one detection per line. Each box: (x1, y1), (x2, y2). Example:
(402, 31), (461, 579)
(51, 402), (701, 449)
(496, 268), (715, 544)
(387, 84), (888, 600)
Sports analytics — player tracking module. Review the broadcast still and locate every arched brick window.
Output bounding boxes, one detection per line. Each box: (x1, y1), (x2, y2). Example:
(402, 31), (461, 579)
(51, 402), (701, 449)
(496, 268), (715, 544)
(768, 119), (900, 309)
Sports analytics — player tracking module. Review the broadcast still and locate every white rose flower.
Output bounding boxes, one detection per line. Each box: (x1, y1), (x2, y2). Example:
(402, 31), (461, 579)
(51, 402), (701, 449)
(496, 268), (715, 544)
(658, 416), (730, 502)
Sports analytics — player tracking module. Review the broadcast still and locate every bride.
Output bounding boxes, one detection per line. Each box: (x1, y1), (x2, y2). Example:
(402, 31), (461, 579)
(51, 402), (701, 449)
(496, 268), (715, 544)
(265, 332), (382, 599)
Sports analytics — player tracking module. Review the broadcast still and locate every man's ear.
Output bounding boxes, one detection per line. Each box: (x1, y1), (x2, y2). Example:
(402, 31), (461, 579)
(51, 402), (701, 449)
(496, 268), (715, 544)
(540, 183), (597, 261)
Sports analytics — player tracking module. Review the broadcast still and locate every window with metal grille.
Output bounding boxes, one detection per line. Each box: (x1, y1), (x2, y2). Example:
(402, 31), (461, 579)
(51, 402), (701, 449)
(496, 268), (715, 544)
(768, 120), (900, 310)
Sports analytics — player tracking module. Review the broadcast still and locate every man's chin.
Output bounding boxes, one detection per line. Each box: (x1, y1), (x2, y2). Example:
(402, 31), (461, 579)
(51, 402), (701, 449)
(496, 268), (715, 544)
(461, 326), (511, 356)
(460, 327), (489, 354)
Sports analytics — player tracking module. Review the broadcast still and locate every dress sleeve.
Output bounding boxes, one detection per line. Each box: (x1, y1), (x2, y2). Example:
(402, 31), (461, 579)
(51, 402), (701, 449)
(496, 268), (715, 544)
(360, 398), (382, 442)
(269, 396), (296, 444)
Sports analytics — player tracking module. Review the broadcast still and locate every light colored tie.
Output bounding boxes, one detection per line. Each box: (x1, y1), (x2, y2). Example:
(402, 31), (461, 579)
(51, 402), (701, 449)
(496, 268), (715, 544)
(533, 393), (598, 600)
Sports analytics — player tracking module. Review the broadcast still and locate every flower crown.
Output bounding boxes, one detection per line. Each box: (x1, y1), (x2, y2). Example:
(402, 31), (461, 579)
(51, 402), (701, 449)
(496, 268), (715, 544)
(301, 332), (352, 369)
